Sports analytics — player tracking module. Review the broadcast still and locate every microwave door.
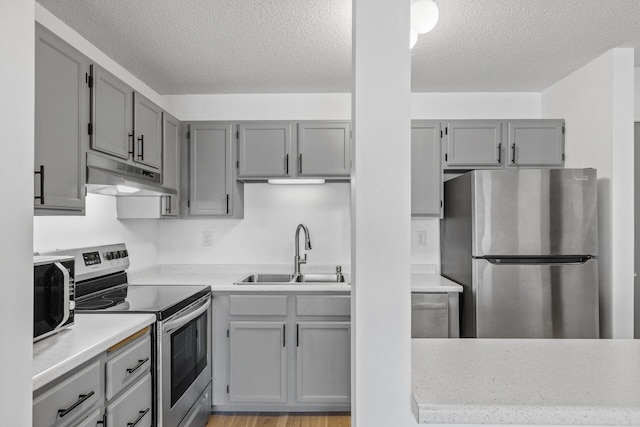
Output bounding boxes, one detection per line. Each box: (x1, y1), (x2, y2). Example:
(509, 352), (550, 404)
(34, 263), (70, 338)
(53, 262), (71, 328)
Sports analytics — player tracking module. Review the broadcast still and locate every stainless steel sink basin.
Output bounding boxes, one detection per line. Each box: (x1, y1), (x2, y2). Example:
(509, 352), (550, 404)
(235, 272), (347, 285)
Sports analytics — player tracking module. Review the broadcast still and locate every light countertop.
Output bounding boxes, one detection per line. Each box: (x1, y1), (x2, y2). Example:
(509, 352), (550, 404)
(412, 339), (640, 425)
(33, 313), (156, 391)
(129, 264), (460, 293)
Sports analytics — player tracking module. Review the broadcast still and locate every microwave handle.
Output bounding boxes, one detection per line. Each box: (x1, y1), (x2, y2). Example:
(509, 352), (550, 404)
(53, 262), (70, 329)
(163, 297), (210, 334)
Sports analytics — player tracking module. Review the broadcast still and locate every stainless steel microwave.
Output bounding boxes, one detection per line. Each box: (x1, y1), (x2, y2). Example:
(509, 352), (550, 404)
(33, 256), (75, 341)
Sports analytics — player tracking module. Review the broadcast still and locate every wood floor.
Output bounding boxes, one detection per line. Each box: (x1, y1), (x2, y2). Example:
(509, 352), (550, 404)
(206, 413), (351, 427)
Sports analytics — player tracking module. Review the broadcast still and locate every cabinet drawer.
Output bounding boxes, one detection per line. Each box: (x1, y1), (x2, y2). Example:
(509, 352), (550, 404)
(106, 373), (152, 427)
(106, 334), (151, 400)
(33, 360), (102, 427)
(296, 296), (350, 316)
(230, 295), (287, 316)
(75, 408), (102, 427)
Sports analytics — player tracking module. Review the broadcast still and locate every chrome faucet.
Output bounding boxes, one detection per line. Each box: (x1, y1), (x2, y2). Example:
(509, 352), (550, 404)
(294, 224), (312, 277)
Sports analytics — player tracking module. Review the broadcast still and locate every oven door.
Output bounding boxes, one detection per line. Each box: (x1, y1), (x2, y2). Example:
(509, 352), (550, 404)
(159, 295), (211, 427)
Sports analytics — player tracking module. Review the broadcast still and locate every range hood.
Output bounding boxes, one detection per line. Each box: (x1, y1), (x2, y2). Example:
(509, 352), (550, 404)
(86, 152), (177, 197)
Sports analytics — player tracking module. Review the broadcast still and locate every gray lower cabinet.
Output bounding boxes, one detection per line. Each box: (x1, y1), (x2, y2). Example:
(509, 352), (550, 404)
(297, 122), (351, 177)
(33, 328), (151, 427)
(34, 24), (87, 214)
(133, 92), (163, 170)
(229, 321), (288, 403)
(212, 292), (351, 411)
(296, 322), (350, 403)
(411, 121), (442, 217)
(90, 64), (133, 160)
(238, 122), (293, 178)
(506, 120), (565, 167)
(188, 122), (236, 216)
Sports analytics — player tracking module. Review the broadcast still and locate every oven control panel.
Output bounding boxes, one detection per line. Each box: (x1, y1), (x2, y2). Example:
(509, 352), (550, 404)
(41, 243), (130, 282)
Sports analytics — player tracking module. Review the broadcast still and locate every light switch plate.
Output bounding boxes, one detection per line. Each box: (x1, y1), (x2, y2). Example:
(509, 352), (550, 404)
(417, 231), (427, 246)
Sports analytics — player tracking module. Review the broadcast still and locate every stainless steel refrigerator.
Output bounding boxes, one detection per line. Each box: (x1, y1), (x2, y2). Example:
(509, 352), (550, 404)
(441, 168), (599, 338)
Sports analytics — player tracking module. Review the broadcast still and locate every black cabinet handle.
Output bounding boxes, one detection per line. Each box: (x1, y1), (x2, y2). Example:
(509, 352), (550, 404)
(137, 135), (144, 160)
(57, 391), (95, 418)
(126, 357), (149, 374)
(127, 408), (150, 427)
(285, 154), (289, 175)
(283, 324), (286, 347)
(128, 132), (135, 156)
(511, 143), (516, 164)
(497, 143), (502, 163)
(165, 196), (172, 214)
(296, 324), (299, 347)
(34, 165), (44, 205)
(226, 194), (230, 215)
(298, 154), (302, 174)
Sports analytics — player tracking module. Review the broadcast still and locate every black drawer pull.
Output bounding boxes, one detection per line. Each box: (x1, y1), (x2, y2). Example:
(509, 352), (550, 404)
(127, 408), (150, 427)
(57, 391), (95, 418)
(126, 357), (149, 374)
(34, 165), (45, 204)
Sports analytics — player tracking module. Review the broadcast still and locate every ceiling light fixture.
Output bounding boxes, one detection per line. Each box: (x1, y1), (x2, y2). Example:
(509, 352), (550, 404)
(410, 0), (439, 49)
(267, 179), (326, 185)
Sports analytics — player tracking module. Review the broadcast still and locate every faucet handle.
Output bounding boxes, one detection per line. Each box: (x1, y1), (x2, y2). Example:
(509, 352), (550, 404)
(300, 253), (307, 264)
(336, 265), (342, 273)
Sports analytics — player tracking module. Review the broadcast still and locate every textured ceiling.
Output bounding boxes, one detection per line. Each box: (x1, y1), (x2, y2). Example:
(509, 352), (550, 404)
(37, 0), (640, 94)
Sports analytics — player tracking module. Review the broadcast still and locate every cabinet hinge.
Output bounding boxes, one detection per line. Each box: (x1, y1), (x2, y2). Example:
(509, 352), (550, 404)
(440, 200), (443, 208)
(440, 130), (443, 138)
(562, 126), (565, 134)
(236, 131), (239, 139)
(186, 131), (190, 140)
(187, 200), (190, 208)
(236, 161), (239, 169)
(86, 73), (93, 88)
(226, 385), (229, 394)
(87, 123), (93, 135)
(226, 329), (229, 338)
(444, 153), (448, 162)
(562, 153), (566, 161)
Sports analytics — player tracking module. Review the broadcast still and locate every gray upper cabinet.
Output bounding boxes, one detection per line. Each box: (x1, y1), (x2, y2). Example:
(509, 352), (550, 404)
(228, 321), (287, 403)
(133, 92), (162, 170)
(443, 120), (504, 169)
(296, 322), (350, 404)
(297, 122), (351, 177)
(238, 122), (292, 178)
(507, 120), (565, 167)
(411, 121), (442, 217)
(90, 64), (133, 160)
(189, 123), (233, 216)
(34, 25), (87, 213)
(161, 112), (180, 217)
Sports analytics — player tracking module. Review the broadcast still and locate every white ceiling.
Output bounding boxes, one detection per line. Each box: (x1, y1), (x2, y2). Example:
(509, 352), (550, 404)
(37, 0), (640, 95)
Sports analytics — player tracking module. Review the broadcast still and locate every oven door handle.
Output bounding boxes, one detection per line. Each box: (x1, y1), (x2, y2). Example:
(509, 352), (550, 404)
(53, 262), (71, 329)
(163, 297), (210, 334)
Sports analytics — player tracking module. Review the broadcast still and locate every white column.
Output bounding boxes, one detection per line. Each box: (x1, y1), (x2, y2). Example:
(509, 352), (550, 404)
(352, 0), (414, 426)
(0, 1), (35, 426)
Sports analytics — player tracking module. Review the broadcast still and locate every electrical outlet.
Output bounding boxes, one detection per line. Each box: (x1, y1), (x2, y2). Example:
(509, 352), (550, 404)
(202, 231), (213, 247)
(417, 231), (427, 246)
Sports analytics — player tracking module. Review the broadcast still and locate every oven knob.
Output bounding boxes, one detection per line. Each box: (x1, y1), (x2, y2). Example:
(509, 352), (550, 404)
(115, 251), (121, 259)
(123, 250), (128, 258)
(105, 252), (112, 260)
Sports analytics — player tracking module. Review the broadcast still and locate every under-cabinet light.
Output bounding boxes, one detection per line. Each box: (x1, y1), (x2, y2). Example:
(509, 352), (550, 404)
(267, 179), (326, 185)
(116, 184), (141, 194)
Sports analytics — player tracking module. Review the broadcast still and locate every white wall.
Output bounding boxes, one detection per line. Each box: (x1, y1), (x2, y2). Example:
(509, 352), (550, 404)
(0, 1), (34, 426)
(542, 48), (635, 338)
(159, 184), (351, 265)
(635, 68), (640, 121)
(34, 195), (160, 271)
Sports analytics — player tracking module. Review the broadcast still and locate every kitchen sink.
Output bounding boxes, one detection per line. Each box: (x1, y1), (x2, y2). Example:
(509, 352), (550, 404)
(235, 272), (347, 285)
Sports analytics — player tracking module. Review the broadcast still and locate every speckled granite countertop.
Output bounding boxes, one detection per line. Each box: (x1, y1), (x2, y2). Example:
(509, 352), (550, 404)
(33, 313), (156, 391)
(412, 339), (640, 425)
(128, 264), (459, 293)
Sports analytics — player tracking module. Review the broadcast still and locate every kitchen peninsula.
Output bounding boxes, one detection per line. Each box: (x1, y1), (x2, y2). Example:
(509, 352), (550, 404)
(412, 339), (640, 425)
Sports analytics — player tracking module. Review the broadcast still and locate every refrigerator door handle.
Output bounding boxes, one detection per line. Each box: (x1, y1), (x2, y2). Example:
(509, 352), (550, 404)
(483, 256), (593, 265)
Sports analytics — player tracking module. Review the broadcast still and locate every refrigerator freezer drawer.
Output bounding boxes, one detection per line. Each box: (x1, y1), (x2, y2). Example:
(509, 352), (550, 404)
(473, 258), (599, 338)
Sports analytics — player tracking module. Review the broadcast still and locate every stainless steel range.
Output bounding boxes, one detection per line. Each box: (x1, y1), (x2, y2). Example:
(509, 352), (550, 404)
(42, 243), (211, 427)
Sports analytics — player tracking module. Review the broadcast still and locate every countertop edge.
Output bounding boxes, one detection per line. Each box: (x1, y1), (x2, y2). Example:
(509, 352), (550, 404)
(33, 313), (156, 391)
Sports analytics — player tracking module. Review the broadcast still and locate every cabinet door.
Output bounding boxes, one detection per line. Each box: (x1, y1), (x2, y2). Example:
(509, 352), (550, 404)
(105, 373), (151, 427)
(34, 25), (86, 212)
(161, 113), (180, 217)
(229, 321), (287, 403)
(507, 120), (565, 167)
(411, 121), (442, 216)
(297, 122), (351, 176)
(238, 123), (291, 177)
(133, 93), (162, 170)
(296, 322), (350, 404)
(444, 120), (503, 168)
(90, 64), (133, 160)
(189, 123), (233, 216)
